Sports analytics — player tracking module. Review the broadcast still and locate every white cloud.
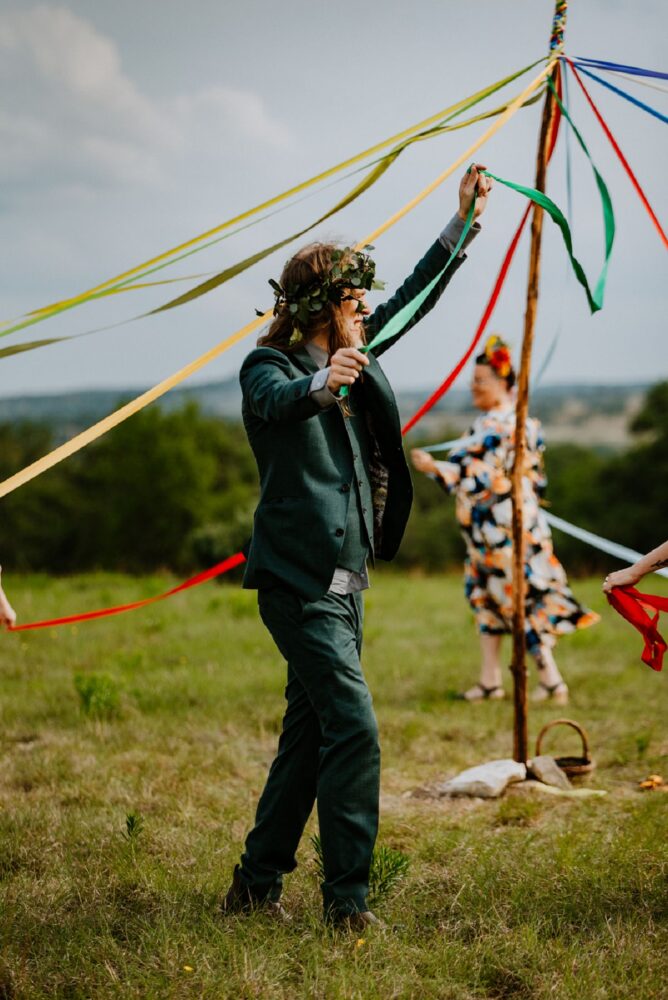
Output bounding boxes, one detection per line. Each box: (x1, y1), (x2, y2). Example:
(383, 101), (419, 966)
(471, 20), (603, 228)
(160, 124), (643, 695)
(176, 86), (293, 150)
(0, 4), (296, 194)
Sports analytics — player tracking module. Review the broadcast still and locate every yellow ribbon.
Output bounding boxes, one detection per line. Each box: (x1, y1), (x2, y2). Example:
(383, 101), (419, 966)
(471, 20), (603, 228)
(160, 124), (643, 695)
(356, 61), (555, 248)
(0, 61), (554, 501)
(8, 66), (546, 329)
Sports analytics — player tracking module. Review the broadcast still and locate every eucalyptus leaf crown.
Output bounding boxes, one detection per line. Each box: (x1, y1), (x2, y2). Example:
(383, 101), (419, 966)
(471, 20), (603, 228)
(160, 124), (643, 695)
(269, 245), (385, 336)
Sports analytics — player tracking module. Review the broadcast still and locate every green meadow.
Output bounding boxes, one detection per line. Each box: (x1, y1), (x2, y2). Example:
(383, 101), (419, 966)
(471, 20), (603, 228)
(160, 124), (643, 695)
(1, 573), (667, 999)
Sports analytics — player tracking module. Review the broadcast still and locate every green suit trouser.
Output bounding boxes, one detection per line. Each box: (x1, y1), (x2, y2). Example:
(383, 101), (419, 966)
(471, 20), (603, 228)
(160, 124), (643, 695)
(238, 586), (380, 917)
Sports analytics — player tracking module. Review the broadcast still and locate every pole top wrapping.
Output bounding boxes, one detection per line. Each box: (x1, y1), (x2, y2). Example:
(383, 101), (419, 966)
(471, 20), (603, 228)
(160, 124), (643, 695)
(549, 0), (568, 53)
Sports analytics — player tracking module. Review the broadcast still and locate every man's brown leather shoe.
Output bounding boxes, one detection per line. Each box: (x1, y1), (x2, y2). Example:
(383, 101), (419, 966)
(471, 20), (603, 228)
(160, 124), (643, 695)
(221, 865), (291, 922)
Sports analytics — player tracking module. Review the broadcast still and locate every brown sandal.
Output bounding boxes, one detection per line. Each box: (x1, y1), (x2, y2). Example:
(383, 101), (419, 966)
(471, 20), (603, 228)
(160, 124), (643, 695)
(457, 683), (506, 702)
(531, 681), (569, 706)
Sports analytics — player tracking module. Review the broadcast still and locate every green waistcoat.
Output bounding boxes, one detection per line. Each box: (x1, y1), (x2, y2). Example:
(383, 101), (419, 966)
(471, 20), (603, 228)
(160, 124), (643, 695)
(337, 404), (374, 573)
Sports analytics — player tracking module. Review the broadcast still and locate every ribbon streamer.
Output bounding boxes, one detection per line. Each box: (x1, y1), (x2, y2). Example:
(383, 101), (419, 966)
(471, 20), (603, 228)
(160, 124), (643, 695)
(423, 430), (668, 578)
(607, 71), (668, 95)
(0, 62), (554, 502)
(0, 76), (547, 357)
(0, 309), (270, 501)
(401, 205), (531, 435)
(419, 429), (668, 580)
(422, 433), (481, 453)
(566, 59), (668, 248)
(399, 56), (562, 434)
(151, 76), (547, 318)
(574, 56), (668, 82)
(403, 65), (617, 435)
(483, 154), (613, 314)
(0, 60), (547, 340)
(7, 552), (246, 632)
(572, 62), (668, 125)
(339, 200), (478, 400)
(544, 513), (668, 578)
(399, 65), (565, 433)
(606, 586), (668, 672)
(533, 64), (573, 387)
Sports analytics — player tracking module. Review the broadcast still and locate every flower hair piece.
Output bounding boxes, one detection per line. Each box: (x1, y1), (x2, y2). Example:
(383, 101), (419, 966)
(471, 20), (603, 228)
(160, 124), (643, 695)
(484, 334), (513, 379)
(269, 246), (385, 334)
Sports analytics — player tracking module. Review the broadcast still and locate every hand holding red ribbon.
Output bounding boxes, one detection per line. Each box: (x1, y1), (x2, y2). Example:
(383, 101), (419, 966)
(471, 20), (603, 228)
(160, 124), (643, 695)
(606, 586), (668, 672)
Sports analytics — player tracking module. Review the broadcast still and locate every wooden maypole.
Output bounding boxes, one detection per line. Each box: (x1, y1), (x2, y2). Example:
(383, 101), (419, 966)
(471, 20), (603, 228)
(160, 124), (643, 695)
(511, 1), (568, 763)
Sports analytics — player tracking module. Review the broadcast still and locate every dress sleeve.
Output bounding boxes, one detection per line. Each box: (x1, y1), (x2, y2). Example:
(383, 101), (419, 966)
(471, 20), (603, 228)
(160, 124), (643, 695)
(432, 419), (505, 497)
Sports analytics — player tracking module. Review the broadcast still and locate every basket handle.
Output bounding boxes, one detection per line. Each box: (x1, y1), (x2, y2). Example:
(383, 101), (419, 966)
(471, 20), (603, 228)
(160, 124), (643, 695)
(535, 718), (591, 761)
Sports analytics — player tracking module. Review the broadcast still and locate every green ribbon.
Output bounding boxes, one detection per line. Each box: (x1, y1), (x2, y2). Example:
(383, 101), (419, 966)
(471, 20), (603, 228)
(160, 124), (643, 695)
(339, 199), (476, 398)
(480, 79), (614, 314)
(343, 119), (614, 395)
(150, 61), (544, 316)
(0, 59), (546, 345)
(0, 64), (546, 361)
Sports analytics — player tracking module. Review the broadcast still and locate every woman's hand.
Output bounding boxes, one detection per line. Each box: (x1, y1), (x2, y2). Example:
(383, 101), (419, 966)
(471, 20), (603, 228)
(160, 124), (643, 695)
(602, 565), (642, 593)
(0, 587), (16, 629)
(410, 448), (439, 476)
(326, 347), (369, 393)
(458, 163), (493, 221)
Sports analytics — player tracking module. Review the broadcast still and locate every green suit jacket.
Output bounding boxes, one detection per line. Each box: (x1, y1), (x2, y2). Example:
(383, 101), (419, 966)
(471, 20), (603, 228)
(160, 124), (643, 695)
(240, 238), (467, 600)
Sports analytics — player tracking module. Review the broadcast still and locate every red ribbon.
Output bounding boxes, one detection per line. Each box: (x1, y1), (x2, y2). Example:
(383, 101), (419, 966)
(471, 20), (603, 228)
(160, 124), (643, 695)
(606, 585), (668, 672)
(401, 67), (563, 437)
(566, 58), (668, 249)
(7, 552), (246, 632)
(6, 72), (570, 632)
(401, 205), (531, 435)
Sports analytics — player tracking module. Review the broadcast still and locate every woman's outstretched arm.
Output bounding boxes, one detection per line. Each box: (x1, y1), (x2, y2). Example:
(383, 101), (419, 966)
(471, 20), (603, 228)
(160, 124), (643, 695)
(603, 539), (668, 591)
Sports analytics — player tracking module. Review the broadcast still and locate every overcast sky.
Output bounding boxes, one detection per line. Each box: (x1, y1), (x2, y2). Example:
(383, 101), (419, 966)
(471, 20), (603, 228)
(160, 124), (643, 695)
(1, 0), (666, 399)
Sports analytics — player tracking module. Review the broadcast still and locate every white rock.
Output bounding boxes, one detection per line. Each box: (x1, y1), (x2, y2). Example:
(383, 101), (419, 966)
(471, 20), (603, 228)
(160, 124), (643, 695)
(437, 759), (527, 799)
(528, 755), (572, 790)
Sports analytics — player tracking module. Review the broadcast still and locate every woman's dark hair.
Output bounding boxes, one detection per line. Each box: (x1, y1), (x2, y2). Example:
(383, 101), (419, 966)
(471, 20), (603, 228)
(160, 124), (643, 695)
(474, 350), (516, 390)
(257, 242), (364, 356)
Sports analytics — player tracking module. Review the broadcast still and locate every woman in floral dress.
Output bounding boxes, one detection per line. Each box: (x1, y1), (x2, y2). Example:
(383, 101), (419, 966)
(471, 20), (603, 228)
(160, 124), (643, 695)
(411, 335), (599, 704)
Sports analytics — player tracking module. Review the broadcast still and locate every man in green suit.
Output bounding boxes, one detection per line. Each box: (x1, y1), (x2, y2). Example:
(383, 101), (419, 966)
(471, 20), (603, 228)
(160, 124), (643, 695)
(224, 165), (492, 928)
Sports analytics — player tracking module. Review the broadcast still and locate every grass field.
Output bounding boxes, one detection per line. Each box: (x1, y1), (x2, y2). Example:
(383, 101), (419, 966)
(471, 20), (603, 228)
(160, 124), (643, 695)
(1, 573), (667, 999)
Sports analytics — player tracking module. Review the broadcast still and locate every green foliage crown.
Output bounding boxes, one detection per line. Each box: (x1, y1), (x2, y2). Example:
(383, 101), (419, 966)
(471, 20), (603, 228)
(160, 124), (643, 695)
(269, 245), (385, 339)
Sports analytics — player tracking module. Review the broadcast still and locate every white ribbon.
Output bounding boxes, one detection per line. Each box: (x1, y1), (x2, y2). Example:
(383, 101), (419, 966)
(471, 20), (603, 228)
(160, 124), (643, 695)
(422, 433), (480, 453)
(419, 431), (668, 577)
(544, 512), (668, 578)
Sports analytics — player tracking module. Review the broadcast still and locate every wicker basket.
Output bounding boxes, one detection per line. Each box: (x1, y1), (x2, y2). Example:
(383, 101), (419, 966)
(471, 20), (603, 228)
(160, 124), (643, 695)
(535, 718), (595, 777)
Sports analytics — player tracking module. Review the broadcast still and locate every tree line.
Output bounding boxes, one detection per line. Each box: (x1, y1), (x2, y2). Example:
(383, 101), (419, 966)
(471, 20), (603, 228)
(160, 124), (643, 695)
(0, 383), (665, 576)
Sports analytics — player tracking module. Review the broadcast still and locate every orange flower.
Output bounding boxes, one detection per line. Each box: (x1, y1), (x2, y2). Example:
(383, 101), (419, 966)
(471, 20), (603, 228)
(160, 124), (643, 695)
(484, 335), (513, 378)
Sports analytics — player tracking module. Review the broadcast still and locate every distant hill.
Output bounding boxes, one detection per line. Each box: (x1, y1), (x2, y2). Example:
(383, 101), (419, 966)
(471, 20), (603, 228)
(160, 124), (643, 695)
(0, 380), (650, 448)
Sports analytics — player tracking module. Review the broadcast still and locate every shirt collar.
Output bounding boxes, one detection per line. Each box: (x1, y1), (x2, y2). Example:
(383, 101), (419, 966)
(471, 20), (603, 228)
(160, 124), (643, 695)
(304, 340), (329, 370)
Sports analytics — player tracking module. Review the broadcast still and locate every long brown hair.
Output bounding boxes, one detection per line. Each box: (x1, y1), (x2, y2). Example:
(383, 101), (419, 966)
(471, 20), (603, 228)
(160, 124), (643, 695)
(258, 242), (366, 356)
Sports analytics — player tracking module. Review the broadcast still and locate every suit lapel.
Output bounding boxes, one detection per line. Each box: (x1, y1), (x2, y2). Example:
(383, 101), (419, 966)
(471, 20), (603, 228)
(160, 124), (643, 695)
(291, 346), (320, 376)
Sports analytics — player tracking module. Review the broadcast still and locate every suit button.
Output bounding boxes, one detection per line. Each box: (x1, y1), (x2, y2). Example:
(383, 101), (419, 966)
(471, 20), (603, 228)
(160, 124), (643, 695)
(335, 528), (345, 537)
(294, 389), (300, 398)
(341, 484), (350, 493)
(362, 507), (368, 514)
(358, 479), (363, 487)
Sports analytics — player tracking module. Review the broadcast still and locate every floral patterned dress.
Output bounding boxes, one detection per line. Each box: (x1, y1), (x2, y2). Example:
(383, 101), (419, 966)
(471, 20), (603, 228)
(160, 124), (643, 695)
(433, 404), (599, 653)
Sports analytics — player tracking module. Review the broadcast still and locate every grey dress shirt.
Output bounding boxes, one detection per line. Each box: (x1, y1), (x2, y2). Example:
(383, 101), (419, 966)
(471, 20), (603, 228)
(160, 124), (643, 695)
(304, 340), (370, 595)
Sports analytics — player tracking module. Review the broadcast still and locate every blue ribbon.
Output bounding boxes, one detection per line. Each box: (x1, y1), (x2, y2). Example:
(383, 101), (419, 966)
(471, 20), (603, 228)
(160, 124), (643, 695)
(571, 62), (668, 125)
(574, 56), (668, 82)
